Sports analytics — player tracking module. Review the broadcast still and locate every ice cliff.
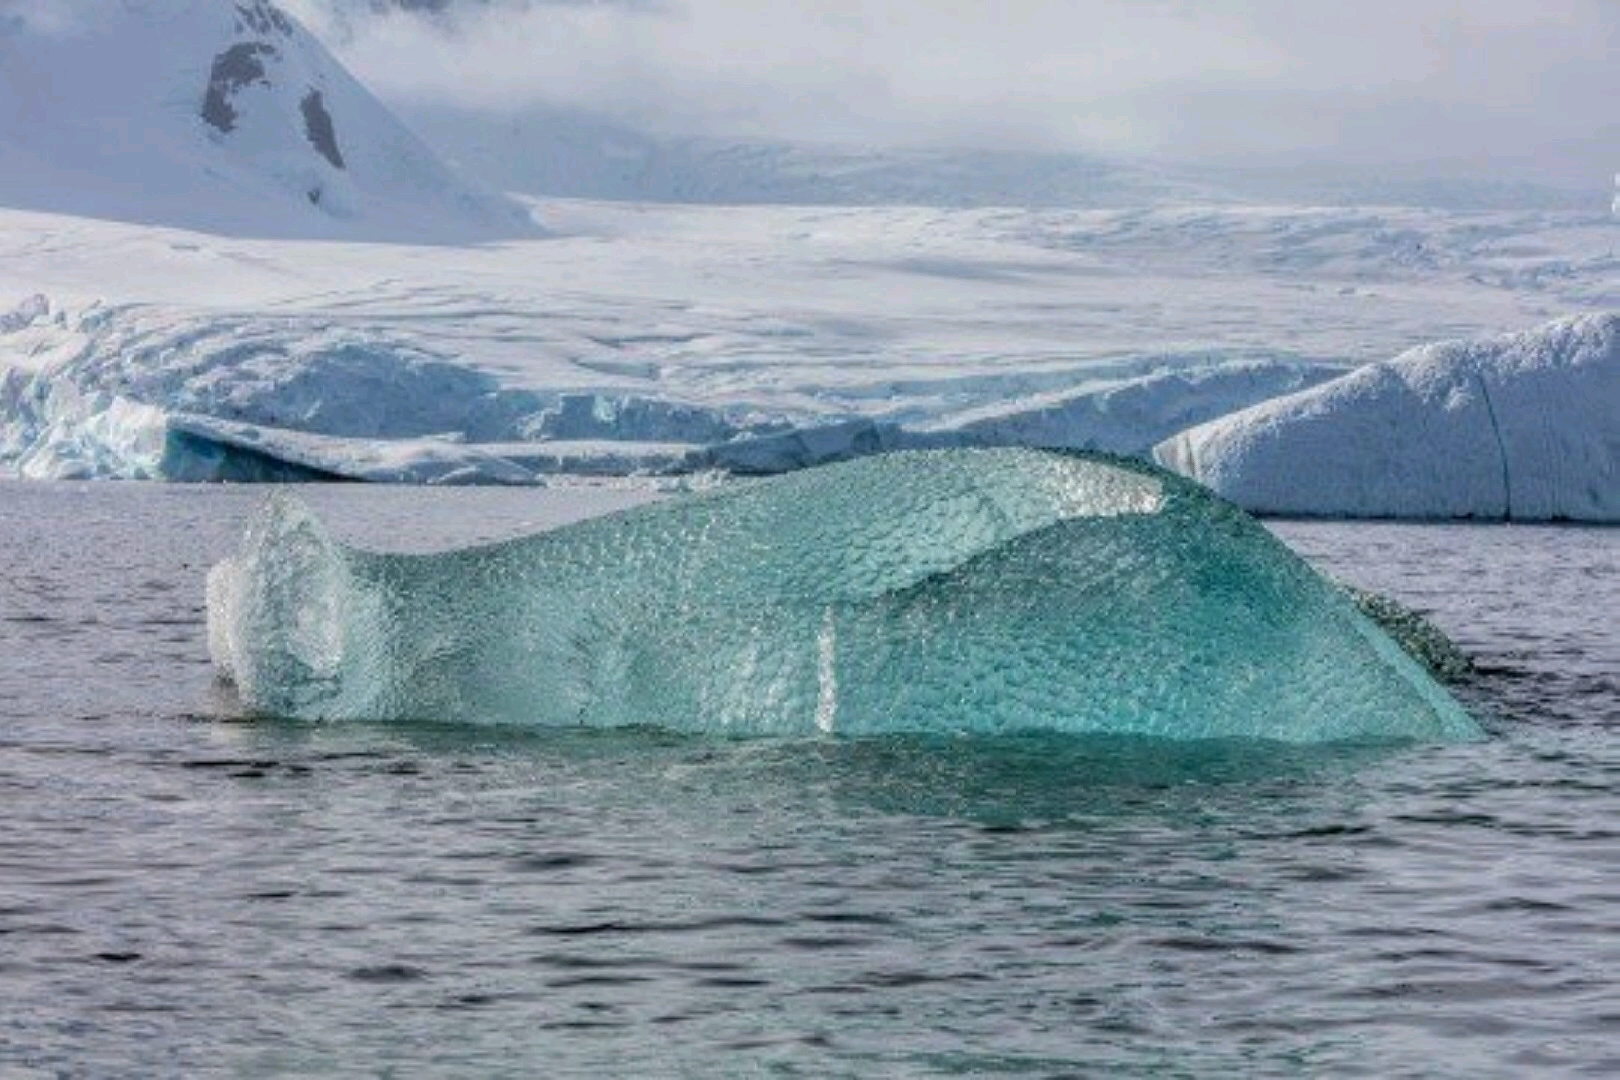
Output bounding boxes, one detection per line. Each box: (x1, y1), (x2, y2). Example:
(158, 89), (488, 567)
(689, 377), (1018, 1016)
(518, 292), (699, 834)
(1155, 314), (1620, 522)
(4, 294), (1613, 515)
(207, 448), (1480, 742)
(0, 296), (1332, 483)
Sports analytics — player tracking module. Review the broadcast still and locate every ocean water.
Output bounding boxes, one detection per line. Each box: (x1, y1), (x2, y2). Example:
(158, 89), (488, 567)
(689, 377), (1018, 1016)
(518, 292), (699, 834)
(0, 481), (1615, 1079)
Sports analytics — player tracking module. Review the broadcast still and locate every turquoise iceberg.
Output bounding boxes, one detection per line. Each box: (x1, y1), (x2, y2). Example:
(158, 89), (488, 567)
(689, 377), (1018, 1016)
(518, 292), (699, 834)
(207, 449), (1479, 742)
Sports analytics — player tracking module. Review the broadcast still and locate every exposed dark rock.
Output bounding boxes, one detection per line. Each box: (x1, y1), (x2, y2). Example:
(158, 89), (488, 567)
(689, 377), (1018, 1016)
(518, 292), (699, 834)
(1345, 586), (1475, 682)
(300, 90), (345, 170)
(234, 1), (294, 39)
(201, 42), (277, 134)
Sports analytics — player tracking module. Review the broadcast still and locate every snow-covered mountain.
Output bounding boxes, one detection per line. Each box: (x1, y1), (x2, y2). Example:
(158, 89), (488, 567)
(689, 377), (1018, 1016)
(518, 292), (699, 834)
(402, 104), (1606, 212)
(296, 1), (1604, 213)
(399, 103), (1219, 210)
(0, 0), (534, 240)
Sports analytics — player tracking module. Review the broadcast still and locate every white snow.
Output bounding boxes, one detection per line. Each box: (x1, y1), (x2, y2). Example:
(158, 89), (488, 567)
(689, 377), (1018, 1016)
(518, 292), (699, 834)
(2, 195), (1617, 487)
(385, 99), (1605, 215)
(1155, 314), (1620, 522)
(0, 0), (532, 241)
(391, 102), (1218, 210)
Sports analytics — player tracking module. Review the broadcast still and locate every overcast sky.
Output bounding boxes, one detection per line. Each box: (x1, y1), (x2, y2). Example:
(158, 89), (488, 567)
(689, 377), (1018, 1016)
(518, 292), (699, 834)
(293, 1), (1617, 187)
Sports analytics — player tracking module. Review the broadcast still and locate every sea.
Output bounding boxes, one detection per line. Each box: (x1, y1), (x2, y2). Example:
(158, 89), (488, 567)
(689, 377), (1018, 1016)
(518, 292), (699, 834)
(1, 480), (1615, 1079)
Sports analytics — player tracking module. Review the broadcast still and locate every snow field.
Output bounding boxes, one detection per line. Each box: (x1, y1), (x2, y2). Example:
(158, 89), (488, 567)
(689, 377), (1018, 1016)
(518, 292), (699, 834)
(1, 199), (1616, 514)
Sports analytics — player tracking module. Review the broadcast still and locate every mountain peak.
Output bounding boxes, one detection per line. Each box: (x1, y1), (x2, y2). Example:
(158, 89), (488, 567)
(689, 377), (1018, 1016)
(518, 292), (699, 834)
(233, 0), (297, 37)
(0, 0), (535, 241)
(198, 2), (351, 195)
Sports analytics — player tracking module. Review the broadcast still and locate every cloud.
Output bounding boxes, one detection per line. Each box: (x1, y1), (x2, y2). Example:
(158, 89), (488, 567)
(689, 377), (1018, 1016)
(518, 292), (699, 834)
(289, 0), (1619, 185)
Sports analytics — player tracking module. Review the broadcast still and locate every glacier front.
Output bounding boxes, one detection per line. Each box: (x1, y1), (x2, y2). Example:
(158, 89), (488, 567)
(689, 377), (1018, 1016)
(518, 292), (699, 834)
(208, 449), (1478, 742)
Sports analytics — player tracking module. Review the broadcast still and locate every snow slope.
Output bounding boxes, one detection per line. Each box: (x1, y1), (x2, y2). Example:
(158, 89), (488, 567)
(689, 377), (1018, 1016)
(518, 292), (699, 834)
(2, 199), (1616, 486)
(0, 0), (531, 241)
(397, 102), (1216, 210)
(396, 102), (1603, 214)
(1155, 314), (1620, 522)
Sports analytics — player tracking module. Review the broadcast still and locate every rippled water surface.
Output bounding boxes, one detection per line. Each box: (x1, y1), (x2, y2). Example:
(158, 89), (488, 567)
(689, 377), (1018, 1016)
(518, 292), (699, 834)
(1, 482), (1615, 1078)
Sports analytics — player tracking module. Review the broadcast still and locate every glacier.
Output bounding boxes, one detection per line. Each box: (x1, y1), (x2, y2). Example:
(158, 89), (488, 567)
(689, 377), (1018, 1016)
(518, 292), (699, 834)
(207, 448), (1480, 742)
(1155, 313), (1620, 522)
(3, 196), (1616, 488)
(0, 296), (1338, 483)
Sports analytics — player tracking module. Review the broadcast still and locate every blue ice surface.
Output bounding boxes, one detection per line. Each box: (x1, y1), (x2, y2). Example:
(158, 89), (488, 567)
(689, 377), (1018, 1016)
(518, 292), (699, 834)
(207, 448), (1480, 743)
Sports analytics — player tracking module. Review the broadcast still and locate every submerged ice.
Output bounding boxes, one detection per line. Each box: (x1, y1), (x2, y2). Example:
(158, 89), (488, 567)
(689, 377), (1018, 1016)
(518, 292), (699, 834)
(208, 449), (1479, 742)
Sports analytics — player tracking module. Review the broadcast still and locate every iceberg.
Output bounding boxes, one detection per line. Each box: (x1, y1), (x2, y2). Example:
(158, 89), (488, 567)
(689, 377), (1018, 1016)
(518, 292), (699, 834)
(208, 448), (1479, 743)
(1155, 314), (1620, 522)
